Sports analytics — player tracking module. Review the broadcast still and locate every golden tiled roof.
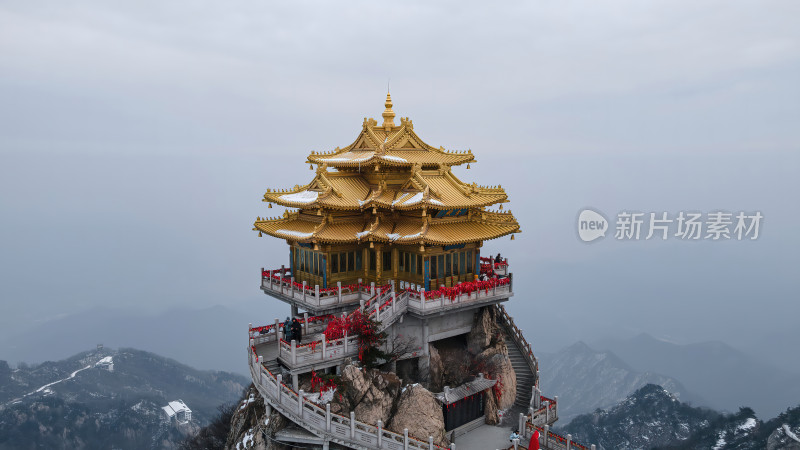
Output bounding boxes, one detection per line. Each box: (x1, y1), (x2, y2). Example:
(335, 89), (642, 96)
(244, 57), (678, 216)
(306, 95), (474, 169)
(263, 169), (508, 211)
(255, 94), (521, 246)
(253, 210), (519, 246)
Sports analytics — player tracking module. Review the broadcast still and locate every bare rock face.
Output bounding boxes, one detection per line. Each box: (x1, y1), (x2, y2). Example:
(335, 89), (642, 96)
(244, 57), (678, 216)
(334, 365), (402, 426)
(225, 387), (290, 450)
(388, 384), (449, 447)
(476, 338), (517, 411)
(483, 389), (499, 425)
(429, 344), (444, 392)
(467, 308), (495, 355)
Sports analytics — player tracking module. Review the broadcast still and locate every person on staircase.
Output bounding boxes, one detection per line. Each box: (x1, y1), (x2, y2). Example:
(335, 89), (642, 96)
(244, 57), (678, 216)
(291, 317), (302, 343)
(283, 317), (292, 342)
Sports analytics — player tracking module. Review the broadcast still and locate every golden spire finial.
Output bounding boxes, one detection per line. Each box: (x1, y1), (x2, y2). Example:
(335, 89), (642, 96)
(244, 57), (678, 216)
(382, 92), (395, 129)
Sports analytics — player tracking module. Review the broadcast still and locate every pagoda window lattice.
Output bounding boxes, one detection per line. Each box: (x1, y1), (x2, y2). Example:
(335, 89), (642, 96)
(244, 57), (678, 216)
(382, 251), (392, 271)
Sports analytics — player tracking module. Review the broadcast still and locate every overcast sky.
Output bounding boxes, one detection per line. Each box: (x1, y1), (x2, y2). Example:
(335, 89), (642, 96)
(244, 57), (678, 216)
(1, 1), (798, 370)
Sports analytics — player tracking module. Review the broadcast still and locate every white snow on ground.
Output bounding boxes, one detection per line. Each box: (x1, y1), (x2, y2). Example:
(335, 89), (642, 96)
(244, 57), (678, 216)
(2, 364), (93, 407)
(712, 431), (726, 450)
(380, 155), (408, 162)
(784, 424), (800, 443)
(737, 417), (757, 431)
(305, 388), (336, 405)
(95, 356), (113, 365)
(278, 190), (318, 203)
(37, 365), (91, 393)
(276, 229), (313, 238)
(237, 428), (254, 449)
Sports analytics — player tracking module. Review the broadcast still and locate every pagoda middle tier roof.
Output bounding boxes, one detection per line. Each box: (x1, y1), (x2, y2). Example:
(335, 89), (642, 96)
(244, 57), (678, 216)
(306, 117), (475, 169)
(263, 169), (508, 211)
(254, 210), (519, 246)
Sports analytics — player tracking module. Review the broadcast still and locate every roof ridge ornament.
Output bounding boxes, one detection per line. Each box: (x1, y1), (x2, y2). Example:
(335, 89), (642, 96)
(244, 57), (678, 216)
(382, 92), (395, 130)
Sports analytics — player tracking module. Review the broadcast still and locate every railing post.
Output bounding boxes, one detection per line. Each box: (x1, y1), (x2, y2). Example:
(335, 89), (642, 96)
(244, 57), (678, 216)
(275, 318), (281, 340)
(567, 433), (572, 450)
(315, 285), (320, 304)
(291, 340), (297, 364)
(280, 265), (285, 293)
(298, 389), (304, 415)
(554, 395), (559, 420)
(543, 425), (549, 447)
(291, 276), (296, 297)
(303, 312), (309, 335)
(377, 420), (383, 446)
(518, 413), (525, 439)
(591, 445), (596, 450)
(403, 429), (409, 450)
(377, 301), (381, 321)
(326, 403), (331, 431)
(322, 337), (327, 358)
(350, 411), (356, 438)
(544, 401), (549, 423)
(371, 281), (375, 296)
(512, 438), (519, 450)
(337, 281), (342, 304)
(302, 280), (307, 303)
(277, 374), (283, 402)
(344, 331), (348, 353)
(450, 444), (456, 450)
(429, 436), (434, 450)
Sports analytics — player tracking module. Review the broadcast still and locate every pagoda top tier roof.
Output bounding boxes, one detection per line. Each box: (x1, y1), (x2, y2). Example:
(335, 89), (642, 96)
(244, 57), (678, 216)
(306, 93), (475, 169)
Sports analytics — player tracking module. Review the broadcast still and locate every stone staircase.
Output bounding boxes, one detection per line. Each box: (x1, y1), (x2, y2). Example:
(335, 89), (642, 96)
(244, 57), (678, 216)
(507, 336), (536, 408)
(494, 305), (540, 409)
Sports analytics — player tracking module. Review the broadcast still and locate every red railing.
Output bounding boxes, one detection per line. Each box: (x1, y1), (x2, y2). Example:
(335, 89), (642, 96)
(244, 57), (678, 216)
(423, 276), (510, 300)
(525, 424), (589, 450)
(261, 268), (391, 299)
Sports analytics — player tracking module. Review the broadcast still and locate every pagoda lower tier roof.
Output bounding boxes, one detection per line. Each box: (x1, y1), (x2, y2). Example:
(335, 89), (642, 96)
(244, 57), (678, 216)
(263, 170), (507, 211)
(253, 212), (520, 245)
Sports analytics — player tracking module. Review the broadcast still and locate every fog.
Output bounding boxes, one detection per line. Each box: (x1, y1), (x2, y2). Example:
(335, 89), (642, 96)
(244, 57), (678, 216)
(1, 1), (798, 376)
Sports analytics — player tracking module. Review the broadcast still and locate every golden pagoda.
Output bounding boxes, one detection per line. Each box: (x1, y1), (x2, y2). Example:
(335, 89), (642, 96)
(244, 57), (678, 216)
(254, 93), (520, 291)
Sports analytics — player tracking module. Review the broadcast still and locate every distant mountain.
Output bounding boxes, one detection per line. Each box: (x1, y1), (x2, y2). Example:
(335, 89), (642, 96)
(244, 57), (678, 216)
(593, 333), (800, 418)
(563, 384), (800, 450)
(537, 341), (702, 422)
(0, 347), (248, 450)
(0, 305), (274, 376)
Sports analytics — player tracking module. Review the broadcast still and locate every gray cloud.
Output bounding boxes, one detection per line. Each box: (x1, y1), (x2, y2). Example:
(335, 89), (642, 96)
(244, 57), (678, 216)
(0, 1), (798, 374)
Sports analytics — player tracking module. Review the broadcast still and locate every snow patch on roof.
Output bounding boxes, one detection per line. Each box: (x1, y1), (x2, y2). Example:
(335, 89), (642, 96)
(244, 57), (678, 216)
(387, 233), (400, 241)
(319, 152), (374, 163)
(400, 192), (424, 205)
(278, 190), (318, 203)
(381, 155), (408, 162)
(276, 229), (313, 238)
(355, 231), (370, 239)
(429, 198), (445, 206)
